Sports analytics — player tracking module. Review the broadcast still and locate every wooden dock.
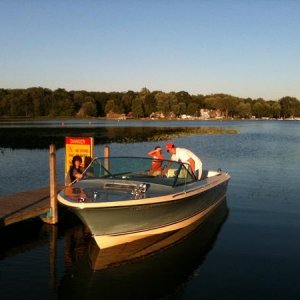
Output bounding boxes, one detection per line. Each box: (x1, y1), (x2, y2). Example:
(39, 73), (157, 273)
(0, 144), (108, 228)
(0, 185), (64, 228)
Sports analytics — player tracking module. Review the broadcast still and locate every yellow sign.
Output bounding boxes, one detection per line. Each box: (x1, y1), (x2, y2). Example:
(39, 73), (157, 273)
(65, 137), (94, 184)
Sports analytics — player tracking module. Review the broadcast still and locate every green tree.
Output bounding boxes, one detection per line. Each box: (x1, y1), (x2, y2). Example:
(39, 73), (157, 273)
(122, 92), (136, 114)
(203, 96), (217, 110)
(131, 98), (144, 118)
(80, 101), (97, 117)
(72, 91), (87, 112)
(50, 88), (74, 116)
(113, 98), (125, 114)
(178, 102), (186, 115)
(186, 102), (199, 116)
(295, 101), (300, 117)
(6, 91), (20, 116)
(191, 94), (205, 108)
(169, 92), (179, 116)
(75, 95), (97, 117)
(237, 102), (251, 118)
(279, 96), (299, 118)
(93, 92), (110, 117)
(0, 89), (8, 116)
(26, 87), (52, 116)
(176, 91), (192, 104)
(204, 94), (239, 118)
(252, 99), (270, 118)
(4, 90), (30, 116)
(155, 92), (170, 117)
(143, 93), (156, 116)
(269, 101), (281, 118)
(104, 99), (115, 115)
(106, 92), (124, 114)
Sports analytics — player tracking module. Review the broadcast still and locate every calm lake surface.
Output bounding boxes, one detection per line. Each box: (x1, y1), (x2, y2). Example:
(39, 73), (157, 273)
(0, 120), (300, 299)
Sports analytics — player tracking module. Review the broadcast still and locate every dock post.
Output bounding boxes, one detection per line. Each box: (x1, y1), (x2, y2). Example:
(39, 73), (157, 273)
(104, 145), (110, 171)
(49, 144), (58, 224)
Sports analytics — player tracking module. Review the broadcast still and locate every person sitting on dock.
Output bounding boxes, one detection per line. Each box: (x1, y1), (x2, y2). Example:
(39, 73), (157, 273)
(165, 142), (202, 179)
(147, 146), (164, 176)
(69, 155), (84, 184)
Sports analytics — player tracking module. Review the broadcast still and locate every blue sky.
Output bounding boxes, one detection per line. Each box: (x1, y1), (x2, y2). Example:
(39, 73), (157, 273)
(0, 0), (299, 100)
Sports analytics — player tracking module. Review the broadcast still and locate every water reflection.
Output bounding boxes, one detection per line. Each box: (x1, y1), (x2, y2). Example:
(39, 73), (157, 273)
(0, 219), (49, 259)
(58, 200), (229, 299)
(0, 126), (190, 149)
(0, 119), (238, 149)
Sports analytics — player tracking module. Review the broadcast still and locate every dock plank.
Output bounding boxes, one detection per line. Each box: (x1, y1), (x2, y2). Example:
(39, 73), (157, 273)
(0, 185), (64, 227)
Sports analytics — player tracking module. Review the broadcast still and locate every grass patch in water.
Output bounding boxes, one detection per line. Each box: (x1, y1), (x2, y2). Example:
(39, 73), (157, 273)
(120, 127), (239, 143)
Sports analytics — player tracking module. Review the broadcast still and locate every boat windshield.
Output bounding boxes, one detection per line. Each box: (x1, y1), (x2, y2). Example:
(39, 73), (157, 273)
(82, 157), (196, 187)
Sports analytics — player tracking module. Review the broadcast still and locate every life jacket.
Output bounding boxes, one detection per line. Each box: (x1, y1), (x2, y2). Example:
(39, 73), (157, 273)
(150, 154), (163, 173)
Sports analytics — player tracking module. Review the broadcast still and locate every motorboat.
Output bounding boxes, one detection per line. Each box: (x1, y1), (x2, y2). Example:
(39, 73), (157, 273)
(57, 156), (230, 250)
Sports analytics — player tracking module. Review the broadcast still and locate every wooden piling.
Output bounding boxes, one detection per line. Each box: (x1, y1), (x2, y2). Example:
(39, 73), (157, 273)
(47, 144), (58, 224)
(104, 145), (110, 171)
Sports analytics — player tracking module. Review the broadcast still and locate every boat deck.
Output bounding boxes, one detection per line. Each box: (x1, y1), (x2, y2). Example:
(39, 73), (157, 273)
(62, 178), (174, 203)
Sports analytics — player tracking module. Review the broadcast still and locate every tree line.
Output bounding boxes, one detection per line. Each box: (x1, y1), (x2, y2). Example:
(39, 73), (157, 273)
(0, 87), (299, 119)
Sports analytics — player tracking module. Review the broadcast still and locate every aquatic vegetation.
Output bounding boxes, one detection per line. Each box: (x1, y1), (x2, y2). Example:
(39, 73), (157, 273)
(147, 127), (238, 142)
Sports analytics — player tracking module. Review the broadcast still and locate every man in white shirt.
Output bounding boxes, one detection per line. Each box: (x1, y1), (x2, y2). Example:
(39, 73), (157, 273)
(165, 142), (202, 179)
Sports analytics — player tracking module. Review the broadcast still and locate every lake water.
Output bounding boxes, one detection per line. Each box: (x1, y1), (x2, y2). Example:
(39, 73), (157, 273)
(0, 120), (300, 299)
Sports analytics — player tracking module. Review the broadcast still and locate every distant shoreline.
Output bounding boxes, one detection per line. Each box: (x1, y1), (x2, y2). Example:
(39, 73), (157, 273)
(0, 116), (299, 122)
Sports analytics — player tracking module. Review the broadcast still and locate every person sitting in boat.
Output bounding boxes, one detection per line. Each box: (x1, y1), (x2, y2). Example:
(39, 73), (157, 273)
(69, 155), (84, 184)
(147, 146), (164, 175)
(165, 142), (202, 179)
(83, 156), (96, 177)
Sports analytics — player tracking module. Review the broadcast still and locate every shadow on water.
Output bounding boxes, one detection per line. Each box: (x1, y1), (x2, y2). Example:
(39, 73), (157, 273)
(58, 200), (229, 299)
(0, 219), (49, 260)
(0, 208), (81, 260)
(0, 127), (188, 149)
